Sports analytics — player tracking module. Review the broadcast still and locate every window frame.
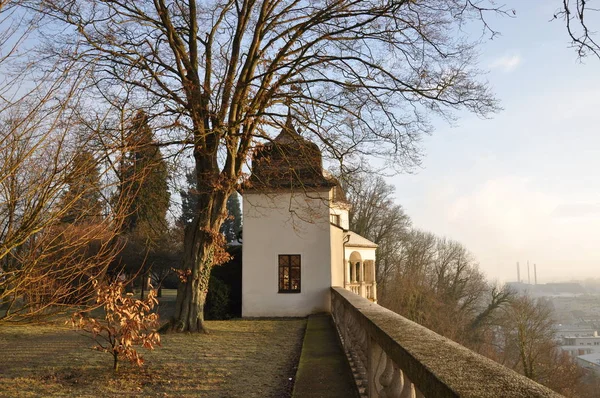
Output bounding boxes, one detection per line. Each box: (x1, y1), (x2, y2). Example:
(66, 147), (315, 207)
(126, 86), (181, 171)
(278, 254), (301, 293)
(330, 213), (341, 226)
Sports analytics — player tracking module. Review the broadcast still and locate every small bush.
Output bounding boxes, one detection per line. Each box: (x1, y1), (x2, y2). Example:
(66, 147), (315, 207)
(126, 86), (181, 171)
(70, 280), (161, 371)
(205, 276), (231, 320)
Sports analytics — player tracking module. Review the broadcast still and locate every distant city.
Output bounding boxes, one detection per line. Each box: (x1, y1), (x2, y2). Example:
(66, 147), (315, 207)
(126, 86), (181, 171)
(507, 264), (600, 376)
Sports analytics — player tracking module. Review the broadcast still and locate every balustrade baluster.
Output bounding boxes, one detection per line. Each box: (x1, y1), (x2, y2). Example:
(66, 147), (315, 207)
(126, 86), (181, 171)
(378, 355), (394, 397)
(399, 371), (416, 398)
(343, 307), (353, 350)
(357, 320), (367, 366)
(386, 364), (404, 398)
(368, 340), (385, 397)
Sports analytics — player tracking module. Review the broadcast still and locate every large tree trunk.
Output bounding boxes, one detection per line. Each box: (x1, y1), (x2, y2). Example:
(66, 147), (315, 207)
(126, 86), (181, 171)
(173, 267), (210, 333)
(172, 240), (211, 332)
(172, 177), (230, 333)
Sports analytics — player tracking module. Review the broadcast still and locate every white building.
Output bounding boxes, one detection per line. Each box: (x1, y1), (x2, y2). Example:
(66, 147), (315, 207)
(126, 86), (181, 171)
(562, 332), (600, 347)
(559, 331), (600, 357)
(555, 325), (597, 339)
(576, 353), (600, 375)
(241, 114), (377, 317)
(560, 345), (599, 357)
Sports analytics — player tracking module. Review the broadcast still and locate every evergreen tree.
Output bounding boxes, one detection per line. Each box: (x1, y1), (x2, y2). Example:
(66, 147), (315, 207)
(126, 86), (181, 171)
(60, 149), (103, 224)
(179, 171), (241, 242)
(178, 171), (197, 229)
(116, 111), (170, 243)
(221, 193), (242, 243)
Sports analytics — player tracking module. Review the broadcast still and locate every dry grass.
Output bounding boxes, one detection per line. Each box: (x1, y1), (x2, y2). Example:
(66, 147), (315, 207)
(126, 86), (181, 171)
(0, 310), (306, 397)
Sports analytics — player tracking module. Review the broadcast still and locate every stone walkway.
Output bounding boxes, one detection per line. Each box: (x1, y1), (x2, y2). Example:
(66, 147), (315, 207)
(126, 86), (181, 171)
(292, 314), (359, 398)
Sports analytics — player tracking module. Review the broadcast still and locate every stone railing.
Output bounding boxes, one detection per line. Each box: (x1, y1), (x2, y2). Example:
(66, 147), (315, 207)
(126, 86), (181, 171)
(330, 287), (564, 398)
(365, 284), (373, 301)
(347, 283), (360, 295)
(346, 282), (376, 302)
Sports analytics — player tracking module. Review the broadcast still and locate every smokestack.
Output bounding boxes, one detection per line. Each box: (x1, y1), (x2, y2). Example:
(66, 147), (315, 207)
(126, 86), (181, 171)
(534, 264), (537, 285)
(528, 260), (531, 285)
(517, 262), (521, 283)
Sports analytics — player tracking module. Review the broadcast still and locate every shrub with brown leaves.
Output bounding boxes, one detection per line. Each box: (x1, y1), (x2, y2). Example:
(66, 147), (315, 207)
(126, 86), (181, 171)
(70, 280), (161, 371)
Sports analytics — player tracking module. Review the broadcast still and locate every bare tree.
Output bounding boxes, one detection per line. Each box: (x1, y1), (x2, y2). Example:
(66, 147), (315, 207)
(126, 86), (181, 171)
(340, 171), (508, 346)
(342, 172), (411, 294)
(467, 283), (514, 353)
(0, 2), (142, 321)
(33, 0), (503, 332)
(0, 106), (125, 320)
(381, 230), (490, 343)
(493, 295), (585, 396)
(497, 296), (556, 379)
(555, 0), (600, 59)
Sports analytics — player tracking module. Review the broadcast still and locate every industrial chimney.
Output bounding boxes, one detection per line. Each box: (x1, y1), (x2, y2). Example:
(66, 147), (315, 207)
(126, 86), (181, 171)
(534, 264), (537, 285)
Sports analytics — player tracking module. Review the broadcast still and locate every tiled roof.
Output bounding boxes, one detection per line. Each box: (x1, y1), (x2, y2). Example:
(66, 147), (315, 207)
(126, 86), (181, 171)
(243, 112), (335, 191)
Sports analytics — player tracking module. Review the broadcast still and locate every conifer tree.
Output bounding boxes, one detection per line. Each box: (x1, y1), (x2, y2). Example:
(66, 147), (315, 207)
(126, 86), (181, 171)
(221, 193), (242, 243)
(179, 171), (241, 243)
(60, 149), (103, 225)
(116, 111), (170, 244)
(178, 171), (197, 229)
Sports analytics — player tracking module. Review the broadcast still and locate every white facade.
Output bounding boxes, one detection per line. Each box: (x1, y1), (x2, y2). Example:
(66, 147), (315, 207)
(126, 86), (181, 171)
(562, 333), (600, 346)
(555, 325), (597, 338)
(242, 189), (334, 317)
(560, 345), (599, 357)
(560, 333), (600, 357)
(242, 187), (378, 317)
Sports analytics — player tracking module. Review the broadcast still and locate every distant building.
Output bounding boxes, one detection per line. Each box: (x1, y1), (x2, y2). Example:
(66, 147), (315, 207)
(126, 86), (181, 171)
(555, 325), (596, 339)
(560, 345), (599, 357)
(506, 281), (586, 297)
(576, 353), (600, 375)
(538, 283), (586, 296)
(559, 331), (600, 359)
(562, 332), (600, 347)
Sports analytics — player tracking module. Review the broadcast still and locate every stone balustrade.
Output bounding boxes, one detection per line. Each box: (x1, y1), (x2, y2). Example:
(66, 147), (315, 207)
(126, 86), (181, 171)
(347, 283), (360, 295)
(345, 282), (376, 302)
(330, 287), (564, 398)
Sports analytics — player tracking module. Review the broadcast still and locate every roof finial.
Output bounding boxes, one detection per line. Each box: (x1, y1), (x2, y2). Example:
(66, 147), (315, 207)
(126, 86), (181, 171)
(272, 99), (301, 143)
(284, 102), (294, 132)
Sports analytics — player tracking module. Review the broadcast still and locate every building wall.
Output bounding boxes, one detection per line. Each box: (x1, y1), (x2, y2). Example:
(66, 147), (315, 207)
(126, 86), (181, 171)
(328, 189), (351, 287)
(563, 336), (600, 346)
(328, 181), (350, 229)
(330, 225), (345, 287)
(555, 327), (596, 338)
(330, 204), (349, 230)
(560, 345), (598, 357)
(242, 190), (333, 317)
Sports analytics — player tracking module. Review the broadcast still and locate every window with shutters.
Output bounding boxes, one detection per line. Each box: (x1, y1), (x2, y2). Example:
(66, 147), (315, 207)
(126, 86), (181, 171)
(278, 254), (301, 293)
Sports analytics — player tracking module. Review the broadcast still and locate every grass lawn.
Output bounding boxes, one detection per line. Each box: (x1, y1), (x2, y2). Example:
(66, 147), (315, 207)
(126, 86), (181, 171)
(0, 291), (306, 397)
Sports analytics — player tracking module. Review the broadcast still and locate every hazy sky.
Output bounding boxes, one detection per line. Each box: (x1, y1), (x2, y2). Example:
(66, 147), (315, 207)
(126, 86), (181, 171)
(388, 1), (600, 283)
